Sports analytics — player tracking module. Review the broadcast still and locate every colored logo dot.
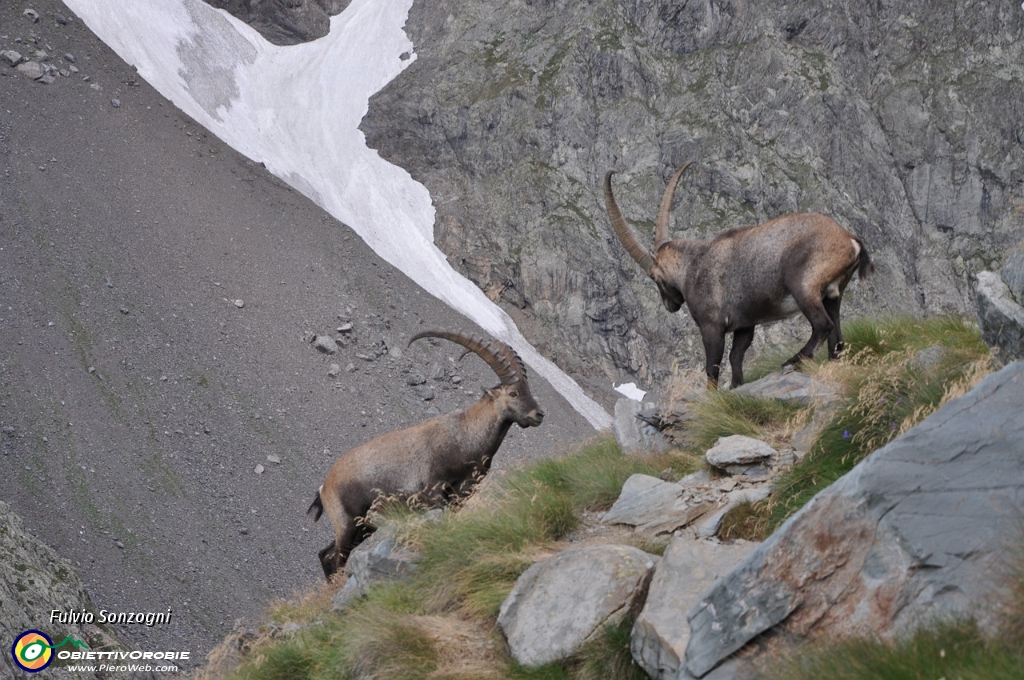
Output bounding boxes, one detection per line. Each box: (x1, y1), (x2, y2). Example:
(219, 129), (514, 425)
(11, 630), (54, 672)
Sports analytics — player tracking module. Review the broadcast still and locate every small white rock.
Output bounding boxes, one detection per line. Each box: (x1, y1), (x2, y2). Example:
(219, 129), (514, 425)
(254, 464), (265, 475)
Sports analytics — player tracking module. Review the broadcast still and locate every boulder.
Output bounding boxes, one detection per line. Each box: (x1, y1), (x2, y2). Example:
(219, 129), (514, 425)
(15, 61), (45, 80)
(631, 538), (758, 679)
(976, 271), (1024, 361)
(683, 361), (1024, 678)
(602, 474), (715, 535)
(498, 545), (658, 667)
(705, 435), (777, 476)
(332, 529), (419, 611)
(730, 370), (839, 405)
(614, 398), (672, 455)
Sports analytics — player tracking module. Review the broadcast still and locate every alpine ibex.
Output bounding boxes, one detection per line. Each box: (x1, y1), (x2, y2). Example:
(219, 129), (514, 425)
(307, 330), (544, 579)
(605, 162), (873, 388)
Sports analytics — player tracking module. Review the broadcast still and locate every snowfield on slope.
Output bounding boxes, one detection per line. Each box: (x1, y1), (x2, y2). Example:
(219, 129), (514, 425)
(64, 0), (611, 429)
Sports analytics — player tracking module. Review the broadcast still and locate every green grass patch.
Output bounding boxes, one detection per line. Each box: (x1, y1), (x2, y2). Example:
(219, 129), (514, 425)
(565, 617), (648, 680)
(764, 619), (1024, 680)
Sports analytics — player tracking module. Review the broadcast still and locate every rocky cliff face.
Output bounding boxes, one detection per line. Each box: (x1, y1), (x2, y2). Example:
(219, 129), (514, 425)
(358, 0), (1024, 386)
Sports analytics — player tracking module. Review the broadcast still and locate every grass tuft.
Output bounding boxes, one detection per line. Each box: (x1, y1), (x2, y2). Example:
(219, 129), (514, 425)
(565, 617), (648, 680)
(764, 619), (1024, 680)
(687, 390), (804, 456)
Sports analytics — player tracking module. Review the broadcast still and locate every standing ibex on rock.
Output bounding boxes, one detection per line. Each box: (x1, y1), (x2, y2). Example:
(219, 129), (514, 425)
(307, 330), (544, 579)
(605, 162), (873, 388)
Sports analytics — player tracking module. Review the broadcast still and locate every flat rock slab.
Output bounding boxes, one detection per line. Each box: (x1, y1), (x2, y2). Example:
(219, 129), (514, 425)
(684, 362), (1024, 678)
(631, 537), (758, 680)
(499, 544), (658, 667)
(602, 474), (714, 534)
(976, 270), (1024, 361)
(731, 370), (838, 405)
(705, 435), (776, 469)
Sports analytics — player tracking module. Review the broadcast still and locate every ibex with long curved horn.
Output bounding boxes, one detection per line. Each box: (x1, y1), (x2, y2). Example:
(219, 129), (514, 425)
(307, 330), (544, 579)
(605, 162), (873, 388)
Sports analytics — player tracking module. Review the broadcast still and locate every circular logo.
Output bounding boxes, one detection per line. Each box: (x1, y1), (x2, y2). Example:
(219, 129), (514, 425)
(11, 630), (54, 672)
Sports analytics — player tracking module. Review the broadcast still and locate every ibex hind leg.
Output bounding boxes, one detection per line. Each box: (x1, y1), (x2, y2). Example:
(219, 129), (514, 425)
(824, 295), (844, 359)
(319, 515), (361, 581)
(785, 294), (835, 367)
(728, 327), (756, 388)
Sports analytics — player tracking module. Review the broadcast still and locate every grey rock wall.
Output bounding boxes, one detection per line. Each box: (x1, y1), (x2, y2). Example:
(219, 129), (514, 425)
(361, 0), (1024, 387)
(205, 0), (350, 45)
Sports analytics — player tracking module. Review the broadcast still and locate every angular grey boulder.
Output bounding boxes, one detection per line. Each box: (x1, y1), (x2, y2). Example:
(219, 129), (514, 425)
(602, 474), (714, 534)
(976, 271), (1024, 361)
(498, 544), (658, 667)
(614, 397), (672, 455)
(683, 362), (1024, 678)
(332, 530), (418, 611)
(631, 537), (758, 679)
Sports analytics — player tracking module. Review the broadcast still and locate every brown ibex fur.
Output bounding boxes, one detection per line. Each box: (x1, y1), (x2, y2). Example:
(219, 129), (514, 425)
(605, 162), (873, 388)
(307, 330), (544, 580)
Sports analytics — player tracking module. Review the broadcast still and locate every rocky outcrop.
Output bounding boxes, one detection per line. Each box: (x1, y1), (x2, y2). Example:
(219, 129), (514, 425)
(680, 361), (1024, 678)
(331, 528), (420, 611)
(360, 0), (1024, 387)
(497, 544), (657, 667)
(0, 502), (152, 679)
(613, 397), (673, 455)
(203, 0), (351, 45)
(976, 271), (1024, 361)
(977, 240), (1024, 361)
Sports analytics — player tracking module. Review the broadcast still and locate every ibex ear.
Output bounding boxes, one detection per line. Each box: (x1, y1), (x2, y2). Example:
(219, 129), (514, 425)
(483, 387), (499, 400)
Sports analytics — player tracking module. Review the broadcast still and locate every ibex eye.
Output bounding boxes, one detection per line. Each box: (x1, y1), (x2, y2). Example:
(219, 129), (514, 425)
(509, 391), (518, 398)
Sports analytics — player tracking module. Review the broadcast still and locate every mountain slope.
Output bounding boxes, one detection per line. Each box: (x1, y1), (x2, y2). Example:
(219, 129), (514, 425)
(0, 0), (594, 664)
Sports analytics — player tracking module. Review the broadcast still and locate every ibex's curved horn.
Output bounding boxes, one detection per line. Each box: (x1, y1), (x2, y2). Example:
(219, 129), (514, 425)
(409, 330), (522, 385)
(654, 161), (693, 249)
(604, 171), (654, 274)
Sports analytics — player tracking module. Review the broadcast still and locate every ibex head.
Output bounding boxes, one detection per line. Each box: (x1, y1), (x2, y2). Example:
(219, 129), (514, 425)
(604, 162), (694, 312)
(409, 330), (544, 428)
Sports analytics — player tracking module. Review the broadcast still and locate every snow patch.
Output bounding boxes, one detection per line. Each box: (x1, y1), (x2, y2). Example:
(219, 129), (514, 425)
(614, 383), (647, 402)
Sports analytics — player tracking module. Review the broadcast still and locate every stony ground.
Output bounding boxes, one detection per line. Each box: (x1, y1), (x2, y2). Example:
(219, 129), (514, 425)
(0, 1), (597, 668)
